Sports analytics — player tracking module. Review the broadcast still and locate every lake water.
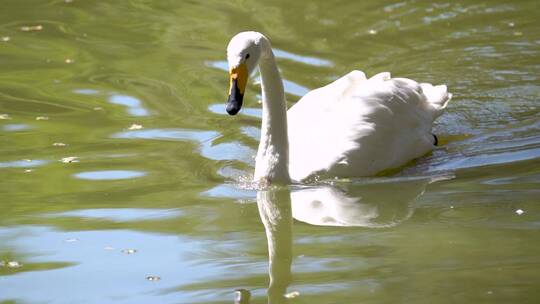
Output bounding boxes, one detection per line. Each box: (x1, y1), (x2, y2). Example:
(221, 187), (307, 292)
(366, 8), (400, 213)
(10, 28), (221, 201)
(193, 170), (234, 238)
(1, 1), (539, 303)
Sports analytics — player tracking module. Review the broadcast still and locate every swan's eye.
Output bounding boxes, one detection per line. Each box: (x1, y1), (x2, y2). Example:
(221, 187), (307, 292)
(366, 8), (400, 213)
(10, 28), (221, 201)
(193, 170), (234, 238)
(245, 53), (250, 60)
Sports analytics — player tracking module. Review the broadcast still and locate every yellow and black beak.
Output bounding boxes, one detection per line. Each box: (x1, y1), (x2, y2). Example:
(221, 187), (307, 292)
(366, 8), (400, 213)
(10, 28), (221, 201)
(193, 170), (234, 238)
(226, 63), (248, 115)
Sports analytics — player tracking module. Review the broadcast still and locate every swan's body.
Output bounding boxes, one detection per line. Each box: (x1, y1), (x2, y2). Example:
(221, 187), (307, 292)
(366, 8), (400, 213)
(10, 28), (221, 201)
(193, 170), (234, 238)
(225, 32), (451, 184)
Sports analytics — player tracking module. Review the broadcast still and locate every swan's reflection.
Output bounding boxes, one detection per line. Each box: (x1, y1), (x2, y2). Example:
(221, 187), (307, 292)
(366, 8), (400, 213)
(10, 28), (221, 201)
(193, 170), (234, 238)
(252, 176), (437, 303)
(291, 177), (431, 228)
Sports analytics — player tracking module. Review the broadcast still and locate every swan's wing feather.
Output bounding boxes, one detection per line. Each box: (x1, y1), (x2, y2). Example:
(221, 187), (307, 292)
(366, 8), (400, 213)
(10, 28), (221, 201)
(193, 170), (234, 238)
(287, 71), (451, 181)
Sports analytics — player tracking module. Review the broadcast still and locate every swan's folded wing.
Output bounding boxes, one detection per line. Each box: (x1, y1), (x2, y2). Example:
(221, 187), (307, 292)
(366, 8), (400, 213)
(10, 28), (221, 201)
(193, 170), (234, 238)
(287, 71), (450, 181)
(287, 70), (372, 181)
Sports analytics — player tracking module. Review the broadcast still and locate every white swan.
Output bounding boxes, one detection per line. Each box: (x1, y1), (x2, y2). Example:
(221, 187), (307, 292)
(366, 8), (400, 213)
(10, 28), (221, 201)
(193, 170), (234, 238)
(225, 31), (451, 184)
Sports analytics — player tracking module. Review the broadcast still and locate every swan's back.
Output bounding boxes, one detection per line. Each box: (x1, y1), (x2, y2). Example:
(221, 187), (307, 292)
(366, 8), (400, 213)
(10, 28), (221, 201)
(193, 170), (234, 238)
(287, 71), (451, 181)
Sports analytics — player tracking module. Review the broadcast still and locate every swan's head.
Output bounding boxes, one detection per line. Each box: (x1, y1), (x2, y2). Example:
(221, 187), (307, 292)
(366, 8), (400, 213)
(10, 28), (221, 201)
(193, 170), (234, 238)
(225, 31), (266, 115)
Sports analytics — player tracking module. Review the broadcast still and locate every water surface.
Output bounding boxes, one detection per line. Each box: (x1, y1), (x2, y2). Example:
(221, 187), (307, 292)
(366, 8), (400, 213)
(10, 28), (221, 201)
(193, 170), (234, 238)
(1, 1), (539, 303)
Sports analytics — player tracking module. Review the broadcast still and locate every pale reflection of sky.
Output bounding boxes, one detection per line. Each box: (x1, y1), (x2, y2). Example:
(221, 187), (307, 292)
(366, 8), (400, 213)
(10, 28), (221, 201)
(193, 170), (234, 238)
(73, 88), (100, 95)
(0, 226), (223, 304)
(273, 49), (333, 67)
(112, 129), (253, 164)
(47, 208), (182, 222)
(0, 159), (47, 168)
(3, 124), (31, 132)
(74, 170), (146, 180)
(109, 95), (149, 117)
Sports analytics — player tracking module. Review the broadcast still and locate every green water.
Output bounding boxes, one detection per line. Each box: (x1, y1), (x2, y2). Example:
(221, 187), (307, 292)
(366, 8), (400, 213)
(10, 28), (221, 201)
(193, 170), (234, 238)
(1, 0), (539, 303)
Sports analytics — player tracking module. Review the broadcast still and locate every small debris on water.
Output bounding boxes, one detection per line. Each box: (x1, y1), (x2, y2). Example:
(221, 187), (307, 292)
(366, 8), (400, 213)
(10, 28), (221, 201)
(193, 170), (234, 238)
(515, 209), (524, 215)
(234, 289), (251, 304)
(487, 290), (493, 295)
(93, 107), (103, 111)
(0, 114), (11, 120)
(64, 238), (79, 243)
(104, 246), (115, 251)
(514, 31), (523, 36)
(24, 169), (33, 173)
(450, 205), (454, 209)
(65, 58), (74, 64)
(146, 275), (161, 281)
(508, 22), (515, 27)
(53, 142), (68, 147)
(20, 25), (43, 32)
(61, 156), (79, 163)
(24, 159), (32, 162)
(121, 248), (137, 254)
(1, 36), (10, 42)
(36, 116), (49, 120)
(7, 261), (22, 268)
(128, 123), (143, 130)
(284, 291), (300, 299)
(368, 29), (378, 35)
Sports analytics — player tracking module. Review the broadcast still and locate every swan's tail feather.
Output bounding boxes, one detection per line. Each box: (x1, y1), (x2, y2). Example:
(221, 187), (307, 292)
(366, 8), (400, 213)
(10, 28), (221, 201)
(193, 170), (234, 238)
(420, 83), (452, 119)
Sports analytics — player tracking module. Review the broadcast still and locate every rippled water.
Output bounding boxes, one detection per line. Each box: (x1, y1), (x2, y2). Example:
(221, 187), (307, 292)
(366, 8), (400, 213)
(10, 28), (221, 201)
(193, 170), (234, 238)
(1, 1), (539, 303)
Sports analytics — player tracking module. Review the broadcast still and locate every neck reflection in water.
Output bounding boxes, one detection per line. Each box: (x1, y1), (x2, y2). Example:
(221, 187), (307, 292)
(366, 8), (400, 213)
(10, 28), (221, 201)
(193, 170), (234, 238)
(252, 176), (438, 303)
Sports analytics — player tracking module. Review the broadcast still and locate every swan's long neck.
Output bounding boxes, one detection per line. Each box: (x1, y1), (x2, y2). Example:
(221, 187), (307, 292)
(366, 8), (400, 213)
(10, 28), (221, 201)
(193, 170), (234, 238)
(254, 41), (291, 184)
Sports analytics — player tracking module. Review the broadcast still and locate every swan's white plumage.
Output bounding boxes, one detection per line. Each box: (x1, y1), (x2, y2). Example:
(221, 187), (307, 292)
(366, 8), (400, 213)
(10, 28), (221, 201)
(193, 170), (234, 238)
(287, 71), (452, 181)
(225, 32), (452, 183)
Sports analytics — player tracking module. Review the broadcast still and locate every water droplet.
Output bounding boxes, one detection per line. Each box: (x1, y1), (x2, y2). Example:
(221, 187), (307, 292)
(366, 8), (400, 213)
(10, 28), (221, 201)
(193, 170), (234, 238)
(146, 275), (160, 281)
(61, 156), (79, 163)
(515, 209), (524, 215)
(121, 248), (137, 254)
